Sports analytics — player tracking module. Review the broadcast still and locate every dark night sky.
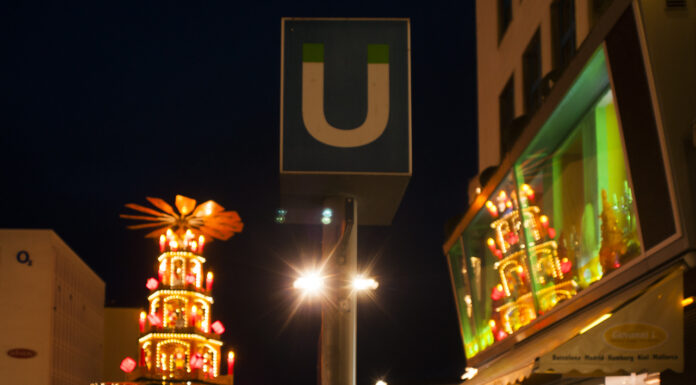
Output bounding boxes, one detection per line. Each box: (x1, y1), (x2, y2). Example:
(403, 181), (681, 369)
(2, 1), (477, 384)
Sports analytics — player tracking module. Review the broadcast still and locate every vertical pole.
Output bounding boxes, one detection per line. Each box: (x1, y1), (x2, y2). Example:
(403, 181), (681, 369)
(320, 197), (357, 385)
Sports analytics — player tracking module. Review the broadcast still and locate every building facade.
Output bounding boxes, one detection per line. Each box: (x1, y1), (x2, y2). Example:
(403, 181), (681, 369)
(0, 229), (105, 385)
(103, 308), (141, 381)
(447, 1), (696, 384)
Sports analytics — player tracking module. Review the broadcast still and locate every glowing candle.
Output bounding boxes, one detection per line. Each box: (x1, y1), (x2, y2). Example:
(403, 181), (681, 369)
(485, 201), (498, 217)
(206, 272), (214, 291)
(227, 351), (235, 376)
(158, 261), (166, 282)
(191, 305), (198, 326)
(159, 234), (166, 252)
(517, 265), (526, 280)
(560, 258), (572, 274)
(491, 284), (505, 301)
(486, 238), (497, 252)
(139, 311), (146, 332)
(198, 235), (205, 252)
(521, 184), (535, 201)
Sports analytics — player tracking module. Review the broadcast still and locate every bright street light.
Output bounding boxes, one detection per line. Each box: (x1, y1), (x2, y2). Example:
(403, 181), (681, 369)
(293, 270), (325, 294)
(352, 275), (379, 291)
(461, 367), (478, 381)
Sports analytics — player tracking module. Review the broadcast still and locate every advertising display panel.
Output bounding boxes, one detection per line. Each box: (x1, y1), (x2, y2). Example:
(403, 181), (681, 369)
(447, 49), (645, 360)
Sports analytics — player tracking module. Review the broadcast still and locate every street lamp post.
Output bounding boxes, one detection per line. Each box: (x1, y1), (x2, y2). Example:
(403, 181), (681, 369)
(293, 197), (379, 385)
(320, 196), (358, 385)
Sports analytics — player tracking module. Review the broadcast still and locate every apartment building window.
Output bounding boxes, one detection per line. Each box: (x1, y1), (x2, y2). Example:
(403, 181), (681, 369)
(523, 30), (542, 114)
(552, 0), (576, 70)
(499, 77), (515, 155)
(498, 0), (512, 42)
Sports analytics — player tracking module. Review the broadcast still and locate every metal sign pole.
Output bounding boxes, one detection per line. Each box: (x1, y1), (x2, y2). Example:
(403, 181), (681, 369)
(320, 197), (357, 385)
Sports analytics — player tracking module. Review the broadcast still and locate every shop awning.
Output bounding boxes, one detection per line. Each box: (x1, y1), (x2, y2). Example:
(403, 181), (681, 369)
(537, 269), (683, 375)
(462, 269), (683, 385)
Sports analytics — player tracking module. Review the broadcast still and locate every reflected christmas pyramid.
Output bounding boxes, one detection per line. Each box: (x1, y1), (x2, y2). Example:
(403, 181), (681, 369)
(483, 182), (639, 342)
(485, 186), (577, 340)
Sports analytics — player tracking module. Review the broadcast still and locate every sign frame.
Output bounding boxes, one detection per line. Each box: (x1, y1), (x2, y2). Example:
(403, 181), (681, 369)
(279, 18), (412, 225)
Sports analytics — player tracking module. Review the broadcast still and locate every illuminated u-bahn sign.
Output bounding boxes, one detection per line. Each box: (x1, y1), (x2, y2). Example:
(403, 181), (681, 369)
(279, 18), (411, 225)
(281, 18), (411, 174)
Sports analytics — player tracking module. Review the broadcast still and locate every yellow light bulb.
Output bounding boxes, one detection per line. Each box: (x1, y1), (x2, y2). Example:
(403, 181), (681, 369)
(487, 238), (495, 247)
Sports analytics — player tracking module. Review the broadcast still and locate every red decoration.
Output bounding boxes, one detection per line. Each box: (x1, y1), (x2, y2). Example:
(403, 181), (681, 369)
(120, 357), (137, 373)
(495, 329), (508, 341)
(494, 250), (503, 259)
(506, 232), (519, 245)
(190, 353), (204, 369)
(146, 278), (159, 291)
(185, 274), (196, 285)
(139, 312), (146, 332)
(147, 313), (162, 327)
(211, 320), (225, 334)
(547, 227), (556, 239)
